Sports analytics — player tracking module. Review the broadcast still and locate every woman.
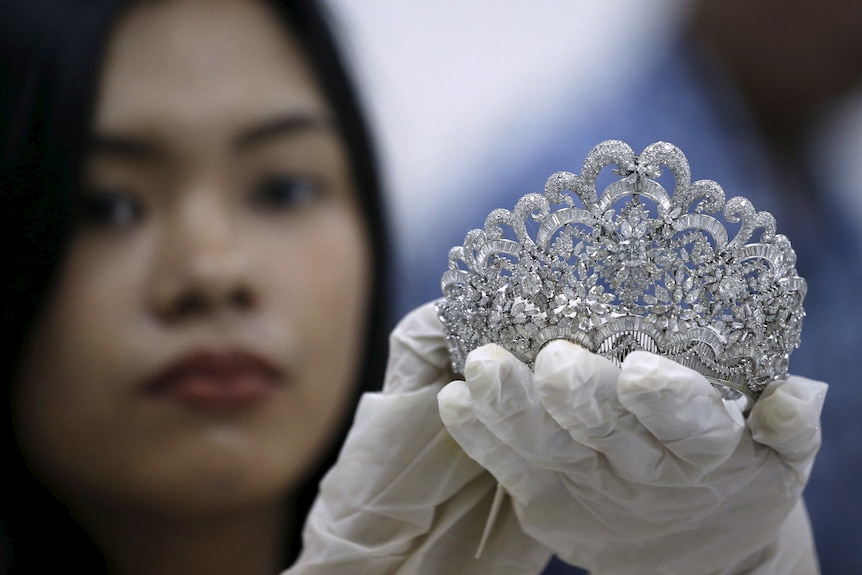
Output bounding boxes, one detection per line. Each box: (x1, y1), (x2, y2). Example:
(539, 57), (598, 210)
(0, 0), (389, 572)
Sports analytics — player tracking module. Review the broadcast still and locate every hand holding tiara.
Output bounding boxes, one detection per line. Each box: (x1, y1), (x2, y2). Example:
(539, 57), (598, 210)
(438, 341), (826, 573)
(288, 303), (554, 574)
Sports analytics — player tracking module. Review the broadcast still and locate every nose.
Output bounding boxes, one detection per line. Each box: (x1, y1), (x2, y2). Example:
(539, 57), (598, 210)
(148, 193), (256, 322)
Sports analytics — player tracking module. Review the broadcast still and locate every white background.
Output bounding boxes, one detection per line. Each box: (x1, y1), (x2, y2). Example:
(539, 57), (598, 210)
(326, 1), (687, 244)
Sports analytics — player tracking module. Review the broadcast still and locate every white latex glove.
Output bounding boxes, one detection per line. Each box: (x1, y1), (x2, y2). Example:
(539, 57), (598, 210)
(284, 303), (552, 575)
(439, 340), (827, 575)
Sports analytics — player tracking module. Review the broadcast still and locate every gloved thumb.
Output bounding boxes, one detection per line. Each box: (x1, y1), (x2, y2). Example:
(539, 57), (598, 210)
(749, 375), (827, 463)
(385, 301), (452, 394)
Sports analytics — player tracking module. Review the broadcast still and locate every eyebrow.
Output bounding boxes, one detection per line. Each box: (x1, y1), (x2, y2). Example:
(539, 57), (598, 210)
(87, 135), (165, 163)
(234, 112), (336, 151)
(87, 112), (337, 162)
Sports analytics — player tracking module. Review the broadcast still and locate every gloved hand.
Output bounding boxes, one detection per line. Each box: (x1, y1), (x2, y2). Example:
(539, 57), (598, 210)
(284, 303), (553, 575)
(438, 340), (827, 575)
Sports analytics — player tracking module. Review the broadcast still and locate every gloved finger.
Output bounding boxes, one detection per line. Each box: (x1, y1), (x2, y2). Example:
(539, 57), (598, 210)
(460, 343), (537, 433)
(297, 381), (545, 574)
(534, 340), (622, 436)
(617, 351), (745, 472)
(439, 381), (624, 562)
(460, 344), (599, 475)
(533, 341), (667, 483)
(327, 385), (483, 511)
(384, 300), (453, 394)
(749, 375), (827, 462)
(438, 379), (538, 498)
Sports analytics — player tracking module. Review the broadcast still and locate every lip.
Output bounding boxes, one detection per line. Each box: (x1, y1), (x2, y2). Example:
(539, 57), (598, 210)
(144, 350), (283, 412)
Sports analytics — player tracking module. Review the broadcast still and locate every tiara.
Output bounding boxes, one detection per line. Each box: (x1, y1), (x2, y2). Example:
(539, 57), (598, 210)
(437, 140), (806, 405)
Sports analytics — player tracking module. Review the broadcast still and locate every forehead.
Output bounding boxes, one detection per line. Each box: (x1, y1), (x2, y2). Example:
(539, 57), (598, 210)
(95, 0), (330, 135)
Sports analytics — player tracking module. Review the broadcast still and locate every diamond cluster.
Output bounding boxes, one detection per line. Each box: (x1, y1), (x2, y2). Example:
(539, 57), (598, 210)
(437, 140), (806, 399)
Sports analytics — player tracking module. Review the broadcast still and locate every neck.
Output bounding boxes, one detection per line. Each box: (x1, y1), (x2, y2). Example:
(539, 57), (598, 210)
(80, 499), (291, 575)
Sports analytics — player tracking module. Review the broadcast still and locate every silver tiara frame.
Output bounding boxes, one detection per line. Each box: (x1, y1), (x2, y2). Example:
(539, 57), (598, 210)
(437, 140), (806, 402)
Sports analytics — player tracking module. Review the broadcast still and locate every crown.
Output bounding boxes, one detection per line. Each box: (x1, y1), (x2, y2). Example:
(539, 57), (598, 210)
(437, 140), (806, 404)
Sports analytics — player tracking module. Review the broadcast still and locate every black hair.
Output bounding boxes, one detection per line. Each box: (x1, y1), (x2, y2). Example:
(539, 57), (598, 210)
(0, 0), (390, 571)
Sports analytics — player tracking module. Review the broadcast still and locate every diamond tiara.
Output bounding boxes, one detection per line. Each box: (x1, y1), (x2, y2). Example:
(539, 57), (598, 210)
(437, 140), (806, 404)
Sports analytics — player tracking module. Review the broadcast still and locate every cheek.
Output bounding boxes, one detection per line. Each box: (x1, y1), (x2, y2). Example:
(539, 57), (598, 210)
(18, 232), (151, 388)
(12, 239), (151, 496)
(22, 232), (154, 389)
(261, 207), (372, 454)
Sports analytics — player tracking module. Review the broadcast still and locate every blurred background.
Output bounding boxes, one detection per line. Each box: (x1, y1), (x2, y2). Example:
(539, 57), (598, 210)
(328, 1), (862, 572)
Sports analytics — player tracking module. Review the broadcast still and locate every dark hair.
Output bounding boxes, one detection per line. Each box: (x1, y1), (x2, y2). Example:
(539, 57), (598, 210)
(0, 0), (390, 571)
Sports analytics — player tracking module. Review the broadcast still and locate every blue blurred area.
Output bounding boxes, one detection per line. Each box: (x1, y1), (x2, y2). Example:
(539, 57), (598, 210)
(543, 556), (588, 575)
(395, 23), (862, 575)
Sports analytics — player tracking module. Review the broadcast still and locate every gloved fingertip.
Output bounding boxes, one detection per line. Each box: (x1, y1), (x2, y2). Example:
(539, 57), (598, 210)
(618, 351), (712, 399)
(760, 376), (828, 406)
(463, 344), (534, 405)
(620, 350), (708, 383)
(437, 380), (480, 440)
(390, 300), (447, 340)
(463, 343), (525, 379)
(749, 376), (827, 459)
(534, 339), (610, 379)
(384, 301), (453, 393)
(533, 340), (619, 405)
(531, 342), (623, 437)
(438, 379), (472, 410)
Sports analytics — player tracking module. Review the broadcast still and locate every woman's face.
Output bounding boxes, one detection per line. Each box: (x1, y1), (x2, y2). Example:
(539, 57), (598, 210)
(14, 0), (371, 516)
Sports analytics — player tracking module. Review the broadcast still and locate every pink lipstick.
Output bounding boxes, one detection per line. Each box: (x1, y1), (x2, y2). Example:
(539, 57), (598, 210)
(145, 351), (282, 411)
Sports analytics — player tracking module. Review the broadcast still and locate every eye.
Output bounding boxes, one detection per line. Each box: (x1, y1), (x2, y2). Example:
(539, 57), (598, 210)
(78, 190), (143, 229)
(250, 175), (322, 211)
